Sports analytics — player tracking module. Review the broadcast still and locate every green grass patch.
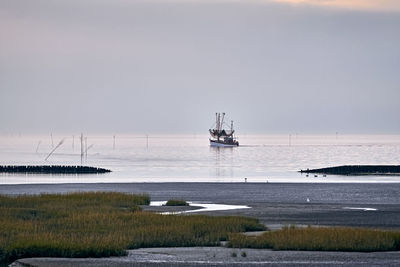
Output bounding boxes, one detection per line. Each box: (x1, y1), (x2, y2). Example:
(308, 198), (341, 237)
(164, 199), (189, 206)
(0, 192), (265, 264)
(228, 225), (400, 252)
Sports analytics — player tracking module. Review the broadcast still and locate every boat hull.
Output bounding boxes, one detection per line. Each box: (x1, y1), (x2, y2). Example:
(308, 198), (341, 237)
(209, 139), (239, 147)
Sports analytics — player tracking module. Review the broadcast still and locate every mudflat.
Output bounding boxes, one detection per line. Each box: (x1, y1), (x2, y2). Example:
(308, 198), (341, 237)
(2, 182), (400, 229)
(4, 182), (400, 266)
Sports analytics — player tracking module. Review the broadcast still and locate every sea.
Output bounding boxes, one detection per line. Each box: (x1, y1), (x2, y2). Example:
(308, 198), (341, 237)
(1, 134), (400, 184)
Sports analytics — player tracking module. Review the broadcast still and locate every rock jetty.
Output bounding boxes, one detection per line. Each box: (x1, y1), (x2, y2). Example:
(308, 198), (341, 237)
(300, 165), (400, 175)
(0, 165), (111, 174)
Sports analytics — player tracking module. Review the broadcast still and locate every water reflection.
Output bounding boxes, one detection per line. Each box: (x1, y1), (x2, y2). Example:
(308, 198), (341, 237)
(210, 146), (235, 179)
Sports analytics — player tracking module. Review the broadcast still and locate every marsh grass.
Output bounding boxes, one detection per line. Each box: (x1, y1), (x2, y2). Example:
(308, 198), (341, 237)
(165, 199), (189, 206)
(228, 225), (400, 252)
(0, 192), (264, 264)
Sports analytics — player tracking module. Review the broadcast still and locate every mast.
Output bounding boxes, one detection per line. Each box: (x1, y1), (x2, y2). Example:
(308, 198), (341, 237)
(217, 112), (221, 141)
(215, 113), (218, 132)
(219, 113), (222, 132)
(221, 113), (225, 132)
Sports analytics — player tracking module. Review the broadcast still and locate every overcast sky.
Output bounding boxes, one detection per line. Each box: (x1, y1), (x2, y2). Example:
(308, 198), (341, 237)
(1, 0), (399, 134)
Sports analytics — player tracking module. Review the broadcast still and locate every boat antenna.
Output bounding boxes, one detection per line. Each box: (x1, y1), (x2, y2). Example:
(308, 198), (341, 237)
(231, 120), (233, 132)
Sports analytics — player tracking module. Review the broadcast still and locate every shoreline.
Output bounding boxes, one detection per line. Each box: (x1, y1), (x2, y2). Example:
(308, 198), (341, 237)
(2, 176), (400, 184)
(12, 247), (400, 266)
(2, 180), (400, 186)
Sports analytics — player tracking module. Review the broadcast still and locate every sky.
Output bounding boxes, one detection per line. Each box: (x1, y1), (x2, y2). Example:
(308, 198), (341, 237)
(1, 0), (399, 134)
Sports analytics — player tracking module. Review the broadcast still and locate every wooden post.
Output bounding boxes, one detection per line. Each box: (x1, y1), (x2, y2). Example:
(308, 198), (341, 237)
(80, 133), (83, 165)
(85, 137), (88, 161)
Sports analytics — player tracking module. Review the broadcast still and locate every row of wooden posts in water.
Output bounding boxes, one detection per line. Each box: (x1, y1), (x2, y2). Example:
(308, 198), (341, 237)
(38, 134), (150, 163)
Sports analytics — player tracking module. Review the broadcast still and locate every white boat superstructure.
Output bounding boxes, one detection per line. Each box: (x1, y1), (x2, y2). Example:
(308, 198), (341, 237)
(209, 112), (239, 147)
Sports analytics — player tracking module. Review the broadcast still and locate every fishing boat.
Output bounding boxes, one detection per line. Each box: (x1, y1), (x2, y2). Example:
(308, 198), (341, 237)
(209, 112), (239, 147)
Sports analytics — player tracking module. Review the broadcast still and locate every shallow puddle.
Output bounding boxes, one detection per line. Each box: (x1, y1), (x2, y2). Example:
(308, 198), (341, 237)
(342, 207), (378, 211)
(150, 201), (250, 214)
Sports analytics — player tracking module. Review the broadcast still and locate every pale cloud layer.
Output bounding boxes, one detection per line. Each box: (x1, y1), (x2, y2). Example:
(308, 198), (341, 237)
(148, 0), (400, 11)
(273, 0), (400, 11)
(0, 0), (399, 134)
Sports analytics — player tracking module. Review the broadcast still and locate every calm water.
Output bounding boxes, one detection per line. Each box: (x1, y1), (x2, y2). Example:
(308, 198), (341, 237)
(0, 134), (400, 184)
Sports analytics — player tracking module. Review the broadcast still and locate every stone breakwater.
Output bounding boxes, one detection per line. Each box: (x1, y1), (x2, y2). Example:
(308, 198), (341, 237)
(300, 165), (400, 175)
(0, 165), (111, 174)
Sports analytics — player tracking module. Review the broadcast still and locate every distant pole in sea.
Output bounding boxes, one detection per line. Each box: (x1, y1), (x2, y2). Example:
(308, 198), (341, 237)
(113, 135), (116, 149)
(146, 134), (149, 149)
(51, 133), (54, 148)
(72, 135), (75, 150)
(85, 144), (94, 156)
(289, 134), (292, 146)
(36, 140), (41, 153)
(80, 133), (83, 165)
(45, 138), (65, 161)
(85, 137), (88, 161)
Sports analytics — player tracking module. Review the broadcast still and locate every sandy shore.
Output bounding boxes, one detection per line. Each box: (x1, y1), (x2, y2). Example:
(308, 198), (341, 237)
(11, 247), (400, 266)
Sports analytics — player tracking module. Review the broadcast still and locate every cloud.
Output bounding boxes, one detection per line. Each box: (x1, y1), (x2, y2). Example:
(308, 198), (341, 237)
(136, 0), (400, 12)
(272, 0), (400, 11)
(1, 0), (399, 133)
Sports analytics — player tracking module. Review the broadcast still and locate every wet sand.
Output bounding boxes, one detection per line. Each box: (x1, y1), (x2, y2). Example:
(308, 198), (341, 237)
(4, 182), (400, 266)
(11, 247), (400, 266)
